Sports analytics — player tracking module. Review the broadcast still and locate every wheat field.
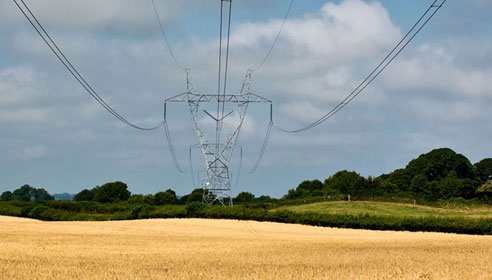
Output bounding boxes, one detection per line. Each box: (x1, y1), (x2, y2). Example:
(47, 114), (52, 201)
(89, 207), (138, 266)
(0, 215), (491, 279)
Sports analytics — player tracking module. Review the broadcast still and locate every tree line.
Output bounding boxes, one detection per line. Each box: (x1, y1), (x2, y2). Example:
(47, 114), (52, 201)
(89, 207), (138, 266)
(284, 148), (492, 202)
(0, 185), (53, 202)
(1, 148), (492, 205)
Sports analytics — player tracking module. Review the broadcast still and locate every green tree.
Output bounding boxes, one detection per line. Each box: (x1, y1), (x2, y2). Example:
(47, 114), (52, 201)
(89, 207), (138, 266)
(438, 171), (462, 199)
(143, 194), (155, 205)
(28, 206), (48, 219)
(179, 189), (205, 204)
(155, 189), (177, 205)
(324, 171), (367, 195)
(459, 178), (481, 199)
(185, 201), (206, 217)
(128, 194), (155, 204)
(234, 192), (255, 203)
(387, 169), (411, 191)
(410, 174), (427, 196)
(257, 195), (274, 203)
(299, 180), (323, 193)
(93, 182), (131, 203)
(32, 188), (54, 201)
(0, 191), (13, 202)
(378, 180), (399, 195)
(477, 180), (492, 201)
(12, 185), (34, 201)
(74, 188), (97, 202)
(405, 148), (476, 181)
(283, 180), (324, 199)
(475, 158), (492, 182)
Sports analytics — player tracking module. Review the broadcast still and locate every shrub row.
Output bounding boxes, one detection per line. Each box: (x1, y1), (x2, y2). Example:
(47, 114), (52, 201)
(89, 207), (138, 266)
(1, 201), (491, 235)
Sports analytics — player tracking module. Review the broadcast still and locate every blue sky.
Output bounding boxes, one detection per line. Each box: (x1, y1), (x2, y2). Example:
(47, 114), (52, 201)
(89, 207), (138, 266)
(1, 0), (491, 198)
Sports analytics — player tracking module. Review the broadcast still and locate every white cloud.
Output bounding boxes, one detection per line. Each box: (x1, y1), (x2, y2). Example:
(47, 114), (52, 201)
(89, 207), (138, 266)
(384, 43), (492, 99)
(1, 0), (193, 34)
(232, 0), (400, 67)
(1, 0), (491, 195)
(21, 144), (48, 160)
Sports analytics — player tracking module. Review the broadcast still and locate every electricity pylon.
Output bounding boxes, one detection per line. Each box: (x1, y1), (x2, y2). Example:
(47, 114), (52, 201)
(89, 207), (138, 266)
(165, 69), (272, 206)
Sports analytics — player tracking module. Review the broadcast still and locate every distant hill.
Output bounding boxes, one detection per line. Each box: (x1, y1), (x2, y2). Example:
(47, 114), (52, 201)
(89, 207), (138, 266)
(53, 193), (74, 201)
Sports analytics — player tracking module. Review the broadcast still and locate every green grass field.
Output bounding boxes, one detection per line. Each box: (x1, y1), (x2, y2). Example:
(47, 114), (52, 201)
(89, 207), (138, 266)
(277, 201), (492, 218)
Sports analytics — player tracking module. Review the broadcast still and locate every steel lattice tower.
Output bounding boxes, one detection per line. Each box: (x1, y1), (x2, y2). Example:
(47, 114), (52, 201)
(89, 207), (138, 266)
(165, 69), (271, 205)
(164, 0), (273, 206)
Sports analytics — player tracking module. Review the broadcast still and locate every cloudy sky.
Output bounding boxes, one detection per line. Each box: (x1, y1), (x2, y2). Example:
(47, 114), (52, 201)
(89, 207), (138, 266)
(1, 0), (491, 197)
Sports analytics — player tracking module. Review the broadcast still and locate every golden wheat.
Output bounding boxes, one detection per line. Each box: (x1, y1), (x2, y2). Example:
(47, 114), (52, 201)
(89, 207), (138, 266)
(0, 215), (491, 279)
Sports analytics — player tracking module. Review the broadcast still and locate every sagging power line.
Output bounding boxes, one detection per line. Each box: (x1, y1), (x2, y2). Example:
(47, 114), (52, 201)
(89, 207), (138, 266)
(252, 0), (295, 72)
(13, 0), (164, 131)
(275, 0), (447, 133)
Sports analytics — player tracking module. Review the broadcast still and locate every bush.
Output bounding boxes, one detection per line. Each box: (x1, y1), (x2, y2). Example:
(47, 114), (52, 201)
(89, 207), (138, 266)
(186, 202), (206, 218)
(28, 206), (48, 219)
(0, 202), (22, 216)
(47, 200), (82, 212)
(131, 204), (155, 219)
(20, 206), (34, 217)
(477, 180), (492, 202)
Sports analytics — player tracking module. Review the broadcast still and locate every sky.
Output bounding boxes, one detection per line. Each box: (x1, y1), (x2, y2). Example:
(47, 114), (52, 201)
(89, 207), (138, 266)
(1, 0), (491, 198)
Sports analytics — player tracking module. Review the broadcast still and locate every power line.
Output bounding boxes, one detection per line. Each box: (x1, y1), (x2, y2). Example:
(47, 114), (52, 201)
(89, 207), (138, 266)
(249, 121), (273, 174)
(189, 145), (198, 189)
(151, 0), (185, 71)
(252, 0), (295, 72)
(217, 0), (224, 134)
(276, 0), (446, 133)
(163, 120), (185, 172)
(233, 146), (243, 189)
(14, 0), (163, 131)
(221, 0), (233, 120)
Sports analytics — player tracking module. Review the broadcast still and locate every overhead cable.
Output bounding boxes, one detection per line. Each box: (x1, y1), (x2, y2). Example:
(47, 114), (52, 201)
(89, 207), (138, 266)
(221, 1), (233, 120)
(232, 146), (243, 189)
(13, 0), (163, 131)
(163, 120), (185, 172)
(249, 121), (273, 174)
(276, 0), (446, 133)
(215, 0), (225, 149)
(252, 0), (295, 72)
(189, 146), (198, 189)
(151, 0), (185, 71)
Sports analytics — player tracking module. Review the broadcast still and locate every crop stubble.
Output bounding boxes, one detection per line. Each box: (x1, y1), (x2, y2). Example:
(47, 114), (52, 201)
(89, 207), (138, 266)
(0, 215), (491, 279)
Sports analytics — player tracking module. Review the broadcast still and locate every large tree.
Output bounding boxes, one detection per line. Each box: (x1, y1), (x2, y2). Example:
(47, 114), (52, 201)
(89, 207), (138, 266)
(324, 171), (367, 195)
(387, 148), (477, 193)
(0, 191), (13, 202)
(93, 182), (131, 203)
(74, 188), (97, 202)
(12, 185), (34, 201)
(234, 192), (255, 203)
(179, 189), (206, 204)
(475, 158), (492, 182)
(155, 189), (178, 205)
(406, 148), (476, 181)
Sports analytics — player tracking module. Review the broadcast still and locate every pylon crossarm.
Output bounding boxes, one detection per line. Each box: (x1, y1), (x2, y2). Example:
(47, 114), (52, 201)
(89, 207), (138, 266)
(167, 92), (271, 103)
(165, 92), (190, 102)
